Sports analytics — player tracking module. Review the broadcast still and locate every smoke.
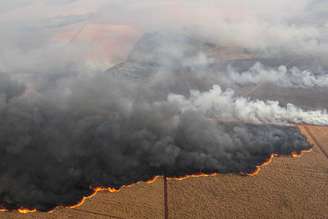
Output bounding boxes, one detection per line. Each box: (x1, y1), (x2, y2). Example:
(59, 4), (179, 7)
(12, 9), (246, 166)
(1, 0), (328, 71)
(0, 73), (26, 104)
(0, 39), (326, 210)
(0, 71), (315, 211)
(225, 63), (328, 88)
(0, 0), (327, 212)
(168, 85), (328, 125)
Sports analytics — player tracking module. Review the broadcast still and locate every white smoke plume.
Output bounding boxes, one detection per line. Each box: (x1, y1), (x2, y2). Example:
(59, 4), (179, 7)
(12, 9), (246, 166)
(225, 63), (328, 88)
(167, 85), (328, 126)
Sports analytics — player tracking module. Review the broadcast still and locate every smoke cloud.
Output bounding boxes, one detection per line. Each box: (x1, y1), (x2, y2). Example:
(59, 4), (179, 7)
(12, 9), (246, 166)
(225, 63), (328, 88)
(0, 0), (327, 212)
(0, 31), (326, 210)
(0, 70), (315, 211)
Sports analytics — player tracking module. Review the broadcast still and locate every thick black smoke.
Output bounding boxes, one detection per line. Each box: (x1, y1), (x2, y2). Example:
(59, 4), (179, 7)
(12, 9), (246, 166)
(0, 101), (311, 211)
(0, 32), (317, 211)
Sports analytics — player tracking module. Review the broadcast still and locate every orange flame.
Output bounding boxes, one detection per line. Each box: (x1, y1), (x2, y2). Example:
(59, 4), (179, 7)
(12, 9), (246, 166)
(244, 154), (276, 176)
(17, 208), (37, 214)
(108, 188), (120, 193)
(245, 148), (313, 177)
(291, 148), (312, 158)
(68, 186), (119, 209)
(246, 167), (261, 176)
(170, 172), (218, 181)
(67, 178), (161, 210)
(146, 176), (160, 184)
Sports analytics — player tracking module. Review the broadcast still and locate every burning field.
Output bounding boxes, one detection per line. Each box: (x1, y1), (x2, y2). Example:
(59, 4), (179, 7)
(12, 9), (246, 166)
(0, 32), (327, 212)
(0, 0), (328, 215)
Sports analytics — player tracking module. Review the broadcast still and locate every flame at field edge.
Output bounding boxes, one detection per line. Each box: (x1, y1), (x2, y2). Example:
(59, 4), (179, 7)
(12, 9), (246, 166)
(2, 149), (311, 214)
(0, 124), (317, 214)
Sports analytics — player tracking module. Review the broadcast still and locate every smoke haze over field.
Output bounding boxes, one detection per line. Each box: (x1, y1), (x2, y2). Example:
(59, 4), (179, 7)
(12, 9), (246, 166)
(1, 0), (328, 71)
(0, 0), (327, 211)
